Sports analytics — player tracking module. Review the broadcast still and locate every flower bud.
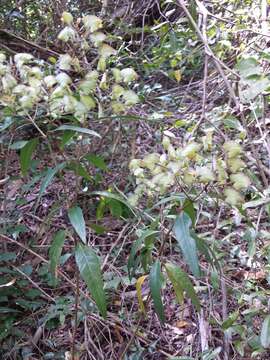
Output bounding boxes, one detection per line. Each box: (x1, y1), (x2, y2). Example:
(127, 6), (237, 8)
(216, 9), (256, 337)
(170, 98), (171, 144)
(62, 12), (73, 25)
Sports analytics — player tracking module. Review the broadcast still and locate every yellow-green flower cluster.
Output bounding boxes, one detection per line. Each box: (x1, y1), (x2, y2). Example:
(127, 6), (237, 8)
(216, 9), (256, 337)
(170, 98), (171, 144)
(129, 134), (251, 207)
(0, 13), (139, 121)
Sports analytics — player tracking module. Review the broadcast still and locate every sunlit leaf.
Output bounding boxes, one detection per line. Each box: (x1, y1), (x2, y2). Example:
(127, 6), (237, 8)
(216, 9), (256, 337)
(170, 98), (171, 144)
(174, 70), (181, 82)
(136, 275), (148, 313)
(54, 125), (100, 138)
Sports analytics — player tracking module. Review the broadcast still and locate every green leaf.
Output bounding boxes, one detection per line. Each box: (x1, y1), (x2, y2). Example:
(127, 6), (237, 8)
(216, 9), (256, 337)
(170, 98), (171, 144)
(20, 138), (39, 176)
(85, 154), (107, 171)
(0, 117), (14, 132)
(236, 57), (261, 79)
(68, 206), (86, 243)
(240, 77), (270, 102)
(39, 163), (66, 198)
(165, 262), (201, 312)
(107, 199), (122, 218)
(174, 213), (200, 278)
(201, 347), (222, 360)
(149, 260), (165, 323)
(89, 223), (107, 234)
(165, 263), (183, 305)
(10, 140), (28, 150)
(49, 230), (66, 278)
(151, 193), (185, 209)
(96, 198), (106, 220)
(221, 311), (239, 330)
(0, 252), (17, 262)
(183, 198), (196, 227)
(243, 197), (270, 210)
(0, 307), (20, 313)
(75, 243), (107, 317)
(68, 161), (92, 181)
(128, 230), (159, 280)
(191, 230), (219, 270)
(59, 130), (74, 149)
(90, 191), (136, 216)
(54, 125), (101, 138)
(261, 314), (270, 348)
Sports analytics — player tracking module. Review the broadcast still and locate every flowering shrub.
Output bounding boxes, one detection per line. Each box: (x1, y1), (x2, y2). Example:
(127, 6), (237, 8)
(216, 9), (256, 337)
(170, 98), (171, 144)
(0, 12), (139, 123)
(129, 134), (251, 207)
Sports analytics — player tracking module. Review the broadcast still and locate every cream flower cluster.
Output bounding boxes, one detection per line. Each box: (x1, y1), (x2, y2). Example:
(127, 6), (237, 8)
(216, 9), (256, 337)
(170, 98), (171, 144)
(129, 134), (251, 207)
(0, 13), (139, 121)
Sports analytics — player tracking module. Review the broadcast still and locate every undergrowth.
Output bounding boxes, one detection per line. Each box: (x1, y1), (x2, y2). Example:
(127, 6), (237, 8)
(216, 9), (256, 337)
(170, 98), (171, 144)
(0, 1), (270, 359)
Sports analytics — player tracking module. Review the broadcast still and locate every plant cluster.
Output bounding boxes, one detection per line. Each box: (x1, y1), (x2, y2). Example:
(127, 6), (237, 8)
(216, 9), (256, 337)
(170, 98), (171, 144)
(129, 134), (251, 207)
(0, 12), (139, 123)
(1, 1), (270, 359)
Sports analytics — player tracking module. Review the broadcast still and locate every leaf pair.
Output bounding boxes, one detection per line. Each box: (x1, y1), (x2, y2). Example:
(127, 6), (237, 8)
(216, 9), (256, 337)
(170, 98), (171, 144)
(148, 260), (200, 323)
(68, 206), (107, 317)
(49, 206), (107, 318)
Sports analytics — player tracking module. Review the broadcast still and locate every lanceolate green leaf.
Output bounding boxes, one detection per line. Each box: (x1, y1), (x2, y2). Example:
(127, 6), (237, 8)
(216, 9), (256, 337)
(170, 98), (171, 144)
(201, 347), (222, 360)
(68, 206), (86, 243)
(149, 260), (165, 323)
(151, 193), (185, 209)
(128, 230), (159, 280)
(20, 138), (39, 176)
(49, 230), (66, 278)
(165, 262), (200, 312)
(54, 125), (101, 138)
(221, 311), (239, 330)
(68, 161), (92, 181)
(190, 230), (219, 271)
(84, 154), (107, 171)
(90, 191), (136, 216)
(174, 213), (200, 278)
(75, 243), (107, 317)
(183, 198), (196, 227)
(10, 140), (28, 150)
(39, 163), (66, 198)
(165, 263), (184, 305)
(261, 314), (270, 348)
